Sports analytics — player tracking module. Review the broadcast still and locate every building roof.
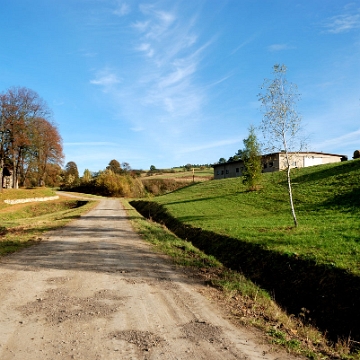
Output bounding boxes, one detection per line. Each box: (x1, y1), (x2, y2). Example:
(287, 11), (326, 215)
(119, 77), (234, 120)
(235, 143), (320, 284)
(262, 151), (347, 158)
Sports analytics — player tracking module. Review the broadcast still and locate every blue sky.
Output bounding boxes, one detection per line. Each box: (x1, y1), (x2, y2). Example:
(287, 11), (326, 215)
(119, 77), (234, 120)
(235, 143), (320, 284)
(1, 0), (359, 173)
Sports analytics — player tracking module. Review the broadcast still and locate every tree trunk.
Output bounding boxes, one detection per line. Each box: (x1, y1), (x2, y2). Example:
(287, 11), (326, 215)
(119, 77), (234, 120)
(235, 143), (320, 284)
(0, 157), (3, 192)
(287, 165), (298, 227)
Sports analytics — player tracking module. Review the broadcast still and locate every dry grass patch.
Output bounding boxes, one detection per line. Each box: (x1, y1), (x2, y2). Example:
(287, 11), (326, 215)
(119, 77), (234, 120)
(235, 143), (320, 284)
(0, 192), (98, 256)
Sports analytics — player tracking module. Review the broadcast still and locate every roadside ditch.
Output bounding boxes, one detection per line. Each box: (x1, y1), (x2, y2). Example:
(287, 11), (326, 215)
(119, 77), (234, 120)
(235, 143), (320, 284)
(130, 200), (360, 347)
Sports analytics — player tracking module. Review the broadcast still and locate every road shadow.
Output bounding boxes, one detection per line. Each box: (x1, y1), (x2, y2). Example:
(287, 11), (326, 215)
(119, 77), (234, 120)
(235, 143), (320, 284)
(0, 203), (198, 288)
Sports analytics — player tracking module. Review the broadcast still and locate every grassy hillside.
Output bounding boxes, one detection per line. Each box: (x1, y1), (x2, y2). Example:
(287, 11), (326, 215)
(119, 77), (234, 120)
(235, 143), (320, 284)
(131, 159), (360, 346)
(152, 159), (360, 275)
(0, 189), (97, 256)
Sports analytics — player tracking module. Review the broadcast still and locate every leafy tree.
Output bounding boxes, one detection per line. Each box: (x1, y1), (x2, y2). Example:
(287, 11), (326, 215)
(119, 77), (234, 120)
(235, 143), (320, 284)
(122, 162), (131, 173)
(94, 169), (144, 197)
(44, 164), (62, 187)
(228, 149), (244, 162)
(106, 159), (122, 174)
(0, 87), (50, 188)
(82, 169), (92, 183)
(258, 64), (304, 227)
(64, 161), (79, 186)
(242, 126), (262, 191)
(218, 158), (227, 164)
(30, 118), (64, 186)
(149, 165), (156, 171)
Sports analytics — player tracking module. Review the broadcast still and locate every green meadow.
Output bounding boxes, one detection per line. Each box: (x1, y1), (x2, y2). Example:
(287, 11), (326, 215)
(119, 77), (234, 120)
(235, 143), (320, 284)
(152, 159), (360, 275)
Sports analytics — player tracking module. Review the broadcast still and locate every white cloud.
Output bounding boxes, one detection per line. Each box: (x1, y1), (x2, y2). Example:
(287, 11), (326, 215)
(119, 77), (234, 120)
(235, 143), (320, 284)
(267, 43), (295, 52)
(178, 138), (243, 154)
(138, 5), (175, 39)
(64, 142), (119, 146)
(315, 129), (360, 149)
(231, 33), (259, 54)
(323, 9), (360, 33)
(128, 4), (211, 121)
(132, 20), (150, 32)
(113, 2), (130, 17)
(137, 43), (154, 57)
(130, 126), (145, 132)
(90, 69), (122, 88)
(158, 63), (196, 88)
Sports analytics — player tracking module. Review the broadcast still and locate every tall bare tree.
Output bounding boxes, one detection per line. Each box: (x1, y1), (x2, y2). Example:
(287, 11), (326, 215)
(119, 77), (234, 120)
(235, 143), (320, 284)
(258, 64), (304, 227)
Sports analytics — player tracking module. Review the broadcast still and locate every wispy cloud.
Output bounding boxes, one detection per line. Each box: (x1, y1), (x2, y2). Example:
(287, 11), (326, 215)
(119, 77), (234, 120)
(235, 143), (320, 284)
(90, 69), (121, 88)
(315, 129), (360, 149)
(136, 42), (154, 57)
(322, 8), (360, 33)
(267, 43), (295, 52)
(231, 33), (259, 54)
(89, 1), (219, 155)
(127, 4), (212, 121)
(178, 138), (242, 154)
(136, 5), (176, 40)
(64, 142), (120, 146)
(130, 126), (145, 132)
(113, 1), (130, 17)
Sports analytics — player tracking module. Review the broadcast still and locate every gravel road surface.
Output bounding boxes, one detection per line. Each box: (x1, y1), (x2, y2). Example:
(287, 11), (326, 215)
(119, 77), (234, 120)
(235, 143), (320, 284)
(0, 199), (297, 359)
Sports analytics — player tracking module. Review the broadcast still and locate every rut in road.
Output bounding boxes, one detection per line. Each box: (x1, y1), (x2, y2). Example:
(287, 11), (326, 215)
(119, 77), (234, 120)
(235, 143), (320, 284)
(0, 199), (298, 360)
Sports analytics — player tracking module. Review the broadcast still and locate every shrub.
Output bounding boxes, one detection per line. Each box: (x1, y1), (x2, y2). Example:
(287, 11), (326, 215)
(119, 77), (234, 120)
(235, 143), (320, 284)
(62, 170), (145, 197)
(94, 170), (144, 197)
(142, 178), (190, 196)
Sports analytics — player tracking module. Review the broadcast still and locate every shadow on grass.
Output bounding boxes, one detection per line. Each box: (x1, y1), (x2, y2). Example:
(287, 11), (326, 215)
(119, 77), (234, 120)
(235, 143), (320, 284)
(130, 200), (360, 346)
(320, 187), (360, 210)
(292, 159), (360, 184)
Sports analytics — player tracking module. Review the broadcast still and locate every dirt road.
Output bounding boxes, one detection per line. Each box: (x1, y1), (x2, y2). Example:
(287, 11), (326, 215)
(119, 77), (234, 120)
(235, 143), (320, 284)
(0, 199), (296, 359)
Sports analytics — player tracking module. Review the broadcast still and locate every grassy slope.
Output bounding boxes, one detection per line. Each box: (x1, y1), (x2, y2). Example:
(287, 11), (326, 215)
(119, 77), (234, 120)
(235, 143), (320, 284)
(0, 188), (98, 256)
(152, 159), (360, 275)
(0, 187), (55, 205)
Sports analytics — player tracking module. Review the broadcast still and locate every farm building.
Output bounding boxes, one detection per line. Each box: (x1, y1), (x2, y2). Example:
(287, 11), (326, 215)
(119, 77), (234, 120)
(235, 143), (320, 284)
(213, 151), (347, 180)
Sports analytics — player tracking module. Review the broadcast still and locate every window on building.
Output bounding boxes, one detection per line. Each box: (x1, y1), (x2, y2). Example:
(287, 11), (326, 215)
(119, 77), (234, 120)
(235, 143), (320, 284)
(269, 161), (274, 167)
(217, 170), (220, 175)
(235, 168), (239, 173)
(225, 170), (229, 174)
(221, 170), (224, 175)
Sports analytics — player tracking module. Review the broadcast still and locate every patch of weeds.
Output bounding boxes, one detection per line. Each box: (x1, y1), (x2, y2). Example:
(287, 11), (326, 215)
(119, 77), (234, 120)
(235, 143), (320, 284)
(0, 239), (39, 256)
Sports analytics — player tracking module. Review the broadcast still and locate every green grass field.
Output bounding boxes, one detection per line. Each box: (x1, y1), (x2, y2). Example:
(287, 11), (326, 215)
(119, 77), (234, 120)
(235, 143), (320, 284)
(152, 159), (360, 275)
